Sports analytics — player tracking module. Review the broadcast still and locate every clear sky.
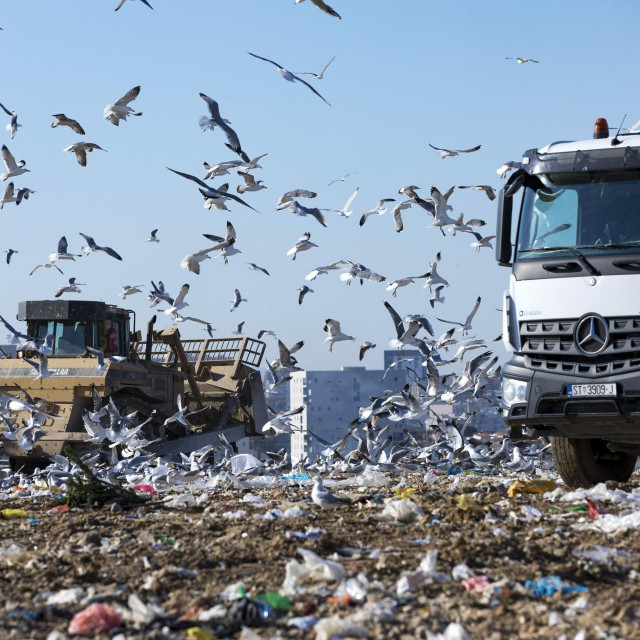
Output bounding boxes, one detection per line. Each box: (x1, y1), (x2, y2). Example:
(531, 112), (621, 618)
(1, 0), (639, 371)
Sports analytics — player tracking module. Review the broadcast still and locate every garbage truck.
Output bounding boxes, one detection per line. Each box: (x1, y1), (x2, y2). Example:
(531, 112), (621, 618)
(0, 300), (268, 467)
(496, 117), (640, 487)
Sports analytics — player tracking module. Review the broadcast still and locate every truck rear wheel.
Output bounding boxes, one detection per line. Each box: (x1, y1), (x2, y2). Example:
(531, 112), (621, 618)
(552, 437), (637, 488)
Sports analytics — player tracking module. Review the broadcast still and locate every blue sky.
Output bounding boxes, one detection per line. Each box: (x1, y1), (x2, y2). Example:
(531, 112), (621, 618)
(1, 0), (640, 370)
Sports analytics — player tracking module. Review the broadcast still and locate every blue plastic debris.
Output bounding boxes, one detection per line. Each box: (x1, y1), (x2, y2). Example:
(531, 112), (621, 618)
(525, 576), (588, 597)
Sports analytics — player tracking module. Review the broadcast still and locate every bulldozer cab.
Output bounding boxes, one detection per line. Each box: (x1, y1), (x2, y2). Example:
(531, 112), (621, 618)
(20, 300), (133, 359)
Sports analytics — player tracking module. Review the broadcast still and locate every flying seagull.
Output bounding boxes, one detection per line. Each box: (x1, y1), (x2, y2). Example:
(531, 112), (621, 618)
(359, 342), (376, 361)
(246, 262), (270, 276)
(230, 289), (246, 312)
(328, 172), (354, 186)
(55, 277), (84, 298)
(146, 229), (159, 243)
(167, 167), (258, 212)
(164, 284), (190, 316)
(278, 199), (327, 227)
(115, 0), (153, 11)
(392, 200), (412, 232)
(49, 236), (80, 263)
(104, 86), (142, 126)
(332, 187), (358, 217)
(296, 56), (336, 80)
(79, 233), (123, 261)
(297, 285), (314, 305)
(458, 185), (496, 201)
(287, 231), (318, 260)
(1, 145), (29, 181)
(295, 0), (341, 19)
(0, 182), (15, 209)
(248, 52), (331, 105)
(237, 170), (266, 194)
(64, 142), (106, 167)
(51, 114), (85, 135)
(323, 318), (355, 352)
(233, 321), (245, 335)
(467, 232), (496, 251)
(0, 103), (21, 139)
(15, 186), (35, 205)
(438, 296), (482, 335)
(359, 198), (395, 227)
(506, 57), (539, 64)
(199, 93), (250, 163)
(428, 143), (481, 159)
(4, 248), (17, 264)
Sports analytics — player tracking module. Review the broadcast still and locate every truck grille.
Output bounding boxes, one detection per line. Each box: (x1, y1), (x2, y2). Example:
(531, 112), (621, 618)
(520, 317), (640, 377)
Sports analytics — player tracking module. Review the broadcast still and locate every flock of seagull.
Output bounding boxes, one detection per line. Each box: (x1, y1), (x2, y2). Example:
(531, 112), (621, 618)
(0, 1), (551, 483)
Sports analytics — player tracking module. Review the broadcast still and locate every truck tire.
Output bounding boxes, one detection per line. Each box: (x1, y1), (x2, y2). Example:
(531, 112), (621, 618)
(552, 437), (637, 488)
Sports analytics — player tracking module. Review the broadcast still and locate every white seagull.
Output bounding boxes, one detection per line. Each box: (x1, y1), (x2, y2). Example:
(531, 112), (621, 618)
(51, 114), (85, 135)
(146, 229), (159, 243)
(438, 296), (482, 335)
(467, 232), (496, 251)
(359, 198), (395, 227)
(230, 289), (246, 312)
(506, 57), (539, 64)
(120, 284), (143, 299)
(287, 232), (318, 261)
(248, 52), (331, 105)
(1, 145), (29, 181)
(104, 86), (143, 126)
(323, 318), (355, 352)
(428, 143), (481, 159)
(458, 185), (496, 201)
(0, 103), (21, 139)
(296, 55), (336, 79)
(164, 284), (190, 316)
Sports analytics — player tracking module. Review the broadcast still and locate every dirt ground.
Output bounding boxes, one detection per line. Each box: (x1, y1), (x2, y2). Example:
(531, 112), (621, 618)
(1, 472), (639, 639)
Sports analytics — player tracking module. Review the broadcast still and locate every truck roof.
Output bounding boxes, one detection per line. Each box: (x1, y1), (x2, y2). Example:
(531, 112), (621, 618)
(538, 134), (640, 155)
(17, 300), (127, 321)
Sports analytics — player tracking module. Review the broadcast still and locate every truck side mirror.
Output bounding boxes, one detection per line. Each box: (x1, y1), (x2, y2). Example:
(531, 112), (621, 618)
(496, 187), (513, 266)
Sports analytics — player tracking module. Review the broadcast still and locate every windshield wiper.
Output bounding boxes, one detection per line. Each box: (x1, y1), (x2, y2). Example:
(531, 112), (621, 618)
(519, 246), (601, 275)
(577, 241), (640, 250)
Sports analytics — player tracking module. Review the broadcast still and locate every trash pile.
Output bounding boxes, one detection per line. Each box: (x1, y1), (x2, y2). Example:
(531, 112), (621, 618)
(1, 452), (639, 639)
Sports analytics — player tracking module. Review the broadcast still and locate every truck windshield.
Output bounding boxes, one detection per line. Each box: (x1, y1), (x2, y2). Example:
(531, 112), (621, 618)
(516, 172), (640, 259)
(35, 321), (87, 356)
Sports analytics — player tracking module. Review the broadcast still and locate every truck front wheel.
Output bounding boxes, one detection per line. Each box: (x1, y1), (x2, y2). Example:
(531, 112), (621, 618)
(552, 437), (637, 488)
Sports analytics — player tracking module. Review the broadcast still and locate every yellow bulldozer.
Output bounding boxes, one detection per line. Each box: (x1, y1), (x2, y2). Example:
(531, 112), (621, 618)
(0, 300), (268, 465)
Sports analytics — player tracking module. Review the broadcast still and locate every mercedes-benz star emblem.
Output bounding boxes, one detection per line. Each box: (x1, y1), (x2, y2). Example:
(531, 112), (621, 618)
(575, 314), (609, 355)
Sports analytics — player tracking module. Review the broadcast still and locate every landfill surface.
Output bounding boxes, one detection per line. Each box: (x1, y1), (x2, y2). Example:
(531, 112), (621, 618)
(1, 467), (639, 639)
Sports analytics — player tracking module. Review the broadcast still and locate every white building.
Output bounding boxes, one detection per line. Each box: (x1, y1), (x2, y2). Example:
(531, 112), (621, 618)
(289, 361), (414, 462)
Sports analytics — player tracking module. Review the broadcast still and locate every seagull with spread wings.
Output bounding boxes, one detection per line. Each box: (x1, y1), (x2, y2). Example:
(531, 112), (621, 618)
(104, 86), (143, 126)
(164, 284), (190, 316)
(294, 0), (341, 19)
(458, 184), (496, 201)
(0, 103), (21, 139)
(248, 52), (331, 105)
(438, 296), (482, 335)
(246, 262), (270, 276)
(51, 114), (85, 135)
(323, 319), (355, 352)
(1, 145), (29, 181)
(506, 57), (539, 64)
(277, 199), (328, 227)
(114, 0), (153, 10)
(167, 167), (258, 212)
(429, 143), (481, 159)
(198, 93), (250, 162)
(64, 142), (106, 166)
(79, 233), (123, 261)
(296, 56), (336, 79)
(230, 289), (247, 312)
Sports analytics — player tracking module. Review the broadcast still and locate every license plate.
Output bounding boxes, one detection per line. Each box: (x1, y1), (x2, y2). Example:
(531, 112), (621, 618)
(568, 383), (616, 397)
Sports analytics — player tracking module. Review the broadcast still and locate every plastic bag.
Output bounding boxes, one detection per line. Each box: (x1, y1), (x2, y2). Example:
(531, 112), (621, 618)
(282, 548), (345, 594)
(314, 616), (368, 640)
(1, 508), (28, 519)
(68, 603), (121, 635)
(426, 622), (472, 640)
(46, 587), (85, 605)
(375, 499), (424, 523)
(230, 454), (263, 475)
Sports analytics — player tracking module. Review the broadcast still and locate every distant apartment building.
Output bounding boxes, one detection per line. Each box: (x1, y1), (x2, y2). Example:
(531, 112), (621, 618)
(289, 353), (424, 462)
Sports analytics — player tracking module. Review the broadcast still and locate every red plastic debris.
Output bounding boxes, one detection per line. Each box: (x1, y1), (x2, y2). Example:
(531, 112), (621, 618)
(131, 484), (157, 495)
(47, 504), (70, 516)
(68, 603), (121, 635)
(587, 498), (605, 519)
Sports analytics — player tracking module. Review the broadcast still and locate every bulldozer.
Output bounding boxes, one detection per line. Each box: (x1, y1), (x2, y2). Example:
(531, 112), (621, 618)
(0, 300), (268, 465)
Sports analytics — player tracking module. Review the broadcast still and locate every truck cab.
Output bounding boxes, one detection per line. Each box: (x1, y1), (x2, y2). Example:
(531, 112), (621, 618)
(496, 119), (640, 487)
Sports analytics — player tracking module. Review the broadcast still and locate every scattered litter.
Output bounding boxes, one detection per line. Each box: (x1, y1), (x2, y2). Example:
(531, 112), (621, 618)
(68, 603), (121, 635)
(525, 576), (588, 597)
(314, 615), (368, 640)
(375, 499), (424, 523)
(507, 479), (556, 497)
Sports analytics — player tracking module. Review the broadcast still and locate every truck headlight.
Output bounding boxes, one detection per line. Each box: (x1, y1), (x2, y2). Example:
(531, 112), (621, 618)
(502, 378), (528, 407)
